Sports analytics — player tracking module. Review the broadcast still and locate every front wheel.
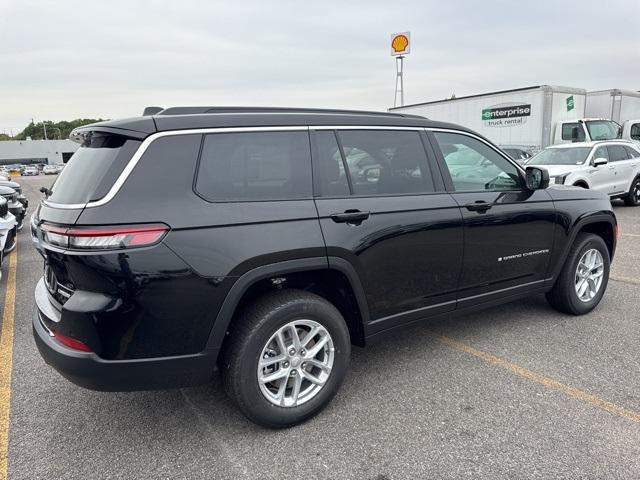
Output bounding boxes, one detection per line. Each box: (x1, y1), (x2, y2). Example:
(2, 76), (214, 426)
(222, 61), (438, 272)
(624, 177), (640, 206)
(546, 233), (610, 315)
(221, 289), (351, 428)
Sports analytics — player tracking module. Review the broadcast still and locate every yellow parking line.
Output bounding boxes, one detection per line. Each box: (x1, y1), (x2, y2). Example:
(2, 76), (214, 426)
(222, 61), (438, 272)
(433, 333), (640, 424)
(0, 245), (17, 480)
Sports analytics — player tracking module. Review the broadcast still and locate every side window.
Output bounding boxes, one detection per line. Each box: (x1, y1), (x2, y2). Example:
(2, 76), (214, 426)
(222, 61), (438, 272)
(313, 131), (349, 197)
(433, 131), (522, 192)
(607, 145), (630, 162)
(631, 123), (640, 141)
(561, 123), (585, 141)
(195, 131), (312, 201)
(336, 130), (434, 195)
(624, 145), (640, 159)
(592, 146), (609, 163)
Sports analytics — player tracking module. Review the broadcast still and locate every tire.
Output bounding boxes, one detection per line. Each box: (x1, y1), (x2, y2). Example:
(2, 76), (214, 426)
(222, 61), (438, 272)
(3, 227), (16, 254)
(221, 289), (351, 428)
(624, 177), (640, 206)
(546, 233), (610, 315)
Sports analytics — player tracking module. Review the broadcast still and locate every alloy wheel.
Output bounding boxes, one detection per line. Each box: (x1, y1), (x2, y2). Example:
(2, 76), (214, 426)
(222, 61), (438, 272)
(574, 248), (604, 302)
(257, 319), (334, 408)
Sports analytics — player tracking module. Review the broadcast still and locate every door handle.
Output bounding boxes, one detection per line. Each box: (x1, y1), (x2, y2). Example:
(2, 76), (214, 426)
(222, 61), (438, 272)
(330, 209), (370, 225)
(465, 201), (493, 212)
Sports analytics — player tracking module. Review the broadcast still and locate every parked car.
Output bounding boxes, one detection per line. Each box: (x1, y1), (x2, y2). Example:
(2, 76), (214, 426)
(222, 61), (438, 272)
(32, 107), (616, 428)
(500, 145), (533, 164)
(55, 164), (65, 173)
(22, 166), (39, 176)
(526, 140), (640, 205)
(0, 196), (18, 270)
(43, 165), (58, 175)
(0, 186), (25, 230)
(0, 180), (28, 209)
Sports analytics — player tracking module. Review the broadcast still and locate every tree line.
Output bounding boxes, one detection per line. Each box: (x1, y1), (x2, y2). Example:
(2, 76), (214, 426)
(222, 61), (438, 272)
(0, 119), (105, 141)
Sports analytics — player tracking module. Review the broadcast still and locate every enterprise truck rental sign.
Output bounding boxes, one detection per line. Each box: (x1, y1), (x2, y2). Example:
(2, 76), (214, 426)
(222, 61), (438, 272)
(482, 103), (531, 127)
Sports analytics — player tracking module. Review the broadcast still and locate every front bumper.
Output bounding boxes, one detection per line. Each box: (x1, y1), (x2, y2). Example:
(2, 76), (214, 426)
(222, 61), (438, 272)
(33, 278), (218, 391)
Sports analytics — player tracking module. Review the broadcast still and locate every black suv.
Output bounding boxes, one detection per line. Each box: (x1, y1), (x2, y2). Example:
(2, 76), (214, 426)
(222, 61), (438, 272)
(32, 107), (616, 427)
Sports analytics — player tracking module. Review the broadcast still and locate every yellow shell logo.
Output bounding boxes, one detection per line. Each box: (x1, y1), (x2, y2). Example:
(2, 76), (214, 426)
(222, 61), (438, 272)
(392, 34), (409, 53)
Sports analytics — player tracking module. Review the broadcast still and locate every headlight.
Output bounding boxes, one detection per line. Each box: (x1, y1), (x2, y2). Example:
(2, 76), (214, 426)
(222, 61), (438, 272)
(553, 175), (568, 185)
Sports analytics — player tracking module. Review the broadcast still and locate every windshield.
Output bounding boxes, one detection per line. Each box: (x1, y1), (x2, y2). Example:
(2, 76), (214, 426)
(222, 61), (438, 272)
(586, 120), (620, 141)
(528, 147), (591, 165)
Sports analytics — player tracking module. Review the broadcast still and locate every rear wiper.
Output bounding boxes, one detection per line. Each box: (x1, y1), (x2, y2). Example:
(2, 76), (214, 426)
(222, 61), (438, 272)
(40, 187), (52, 198)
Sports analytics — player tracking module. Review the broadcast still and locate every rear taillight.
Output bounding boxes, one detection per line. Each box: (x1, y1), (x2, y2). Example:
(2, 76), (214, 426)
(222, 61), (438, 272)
(40, 223), (169, 250)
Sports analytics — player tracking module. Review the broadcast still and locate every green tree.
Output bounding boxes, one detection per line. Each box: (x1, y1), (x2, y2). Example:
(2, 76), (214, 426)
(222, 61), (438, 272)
(8, 118), (105, 141)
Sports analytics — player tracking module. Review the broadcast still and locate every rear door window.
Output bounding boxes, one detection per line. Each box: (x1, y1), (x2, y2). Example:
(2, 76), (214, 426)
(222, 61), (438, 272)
(607, 145), (630, 162)
(48, 133), (141, 205)
(195, 131), (312, 201)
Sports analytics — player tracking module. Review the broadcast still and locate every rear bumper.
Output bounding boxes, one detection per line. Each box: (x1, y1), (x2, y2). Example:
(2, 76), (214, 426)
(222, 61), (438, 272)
(33, 279), (218, 391)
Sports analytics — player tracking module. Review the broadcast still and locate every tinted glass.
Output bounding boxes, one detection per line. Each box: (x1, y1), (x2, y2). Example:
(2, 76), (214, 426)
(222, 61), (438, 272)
(336, 130), (433, 195)
(196, 131), (312, 201)
(48, 133), (140, 204)
(433, 132), (521, 191)
(562, 123), (585, 141)
(314, 131), (349, 197)
(529, 147), (591, 165)
(631, 123), (640, 141)
(624, 145), (640, 159)
(607, 145), (630, 162)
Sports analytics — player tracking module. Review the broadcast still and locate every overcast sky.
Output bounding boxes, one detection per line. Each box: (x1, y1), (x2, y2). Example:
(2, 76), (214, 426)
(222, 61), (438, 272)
(0, 0), (638, 134)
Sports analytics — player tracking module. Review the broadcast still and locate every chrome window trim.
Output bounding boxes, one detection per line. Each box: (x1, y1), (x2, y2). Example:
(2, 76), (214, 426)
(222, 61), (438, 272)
(43, 124), (507, 210)
(312, 125), (424, 131)
(425, 127), (526, 175)
(43, 126), (310, 210)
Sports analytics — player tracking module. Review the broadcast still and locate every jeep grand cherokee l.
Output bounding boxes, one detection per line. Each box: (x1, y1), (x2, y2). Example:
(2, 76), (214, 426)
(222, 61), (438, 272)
(31, 107), (616, 428)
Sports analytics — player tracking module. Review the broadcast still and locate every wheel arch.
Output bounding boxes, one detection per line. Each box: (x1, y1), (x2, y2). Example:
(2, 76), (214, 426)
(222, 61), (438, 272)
(550, 214), (617, 280)
(206, 257), (370, 359)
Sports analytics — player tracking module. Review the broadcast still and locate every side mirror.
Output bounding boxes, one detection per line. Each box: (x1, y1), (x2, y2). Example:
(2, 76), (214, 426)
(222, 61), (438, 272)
(571, 126), (580, 142)
(525, 166), (550, 190)
(593, 157), (608, 166)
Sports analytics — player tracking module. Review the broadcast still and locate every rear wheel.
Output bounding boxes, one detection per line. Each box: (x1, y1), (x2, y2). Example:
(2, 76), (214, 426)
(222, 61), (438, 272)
(546, 233), (610, 315)
(624, 177), (640, 206)
(221, 289), (350, 428)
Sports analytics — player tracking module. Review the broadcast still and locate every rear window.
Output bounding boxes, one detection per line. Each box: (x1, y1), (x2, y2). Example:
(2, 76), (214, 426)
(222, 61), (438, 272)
(195, 131), (312, 201)
(48, 133), (141, 205)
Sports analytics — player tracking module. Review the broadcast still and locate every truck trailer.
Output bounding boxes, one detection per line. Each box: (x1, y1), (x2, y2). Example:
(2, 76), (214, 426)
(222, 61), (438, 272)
(390, 85), (620, 151)
(586, 89), (640, 143)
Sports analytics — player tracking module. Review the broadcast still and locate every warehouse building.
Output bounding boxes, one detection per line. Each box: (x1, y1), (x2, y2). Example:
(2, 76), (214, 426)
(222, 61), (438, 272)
(0, 139), (78, 166)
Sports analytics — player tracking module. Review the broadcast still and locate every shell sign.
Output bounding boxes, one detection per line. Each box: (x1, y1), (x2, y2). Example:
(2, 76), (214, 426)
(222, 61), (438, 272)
(390, 32), (410, 56)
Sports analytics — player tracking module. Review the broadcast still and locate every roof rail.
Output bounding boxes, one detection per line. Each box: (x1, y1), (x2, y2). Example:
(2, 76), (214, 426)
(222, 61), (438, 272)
(153, 106), (425, 119)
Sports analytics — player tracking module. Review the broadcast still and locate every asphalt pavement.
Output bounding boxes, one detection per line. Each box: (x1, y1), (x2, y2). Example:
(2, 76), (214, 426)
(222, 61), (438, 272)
(1, 176), (639, 479)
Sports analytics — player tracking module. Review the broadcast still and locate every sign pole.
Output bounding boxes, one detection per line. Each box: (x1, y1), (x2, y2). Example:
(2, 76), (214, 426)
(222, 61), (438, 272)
(394, 55), (405, 108)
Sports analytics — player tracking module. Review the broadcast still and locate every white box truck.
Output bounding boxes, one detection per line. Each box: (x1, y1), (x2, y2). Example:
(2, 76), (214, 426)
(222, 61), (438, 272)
(390, 85), (620, 151)
(586, 89), (640, 143)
